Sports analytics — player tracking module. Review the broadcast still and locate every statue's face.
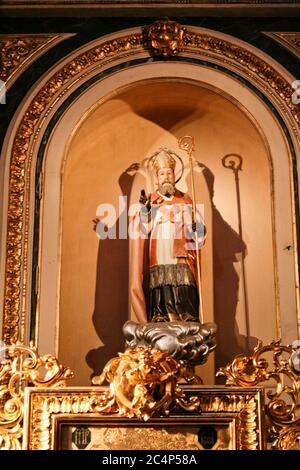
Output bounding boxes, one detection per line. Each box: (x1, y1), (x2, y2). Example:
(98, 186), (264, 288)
(157, 167), (175, 197)
(157, 167), (175, 186)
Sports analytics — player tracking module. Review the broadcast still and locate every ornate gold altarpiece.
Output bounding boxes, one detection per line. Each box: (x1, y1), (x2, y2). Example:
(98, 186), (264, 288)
(0, 340), (299, 450)
(23, 386), (264, 450)
(0, 18), (299, 451)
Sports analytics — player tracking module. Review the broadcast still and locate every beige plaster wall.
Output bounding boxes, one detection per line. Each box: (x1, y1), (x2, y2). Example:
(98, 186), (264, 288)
(59, 80), (276, 385)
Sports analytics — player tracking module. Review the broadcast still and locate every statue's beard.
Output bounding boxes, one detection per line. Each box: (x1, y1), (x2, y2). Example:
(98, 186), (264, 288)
(158, 182), (175, 197)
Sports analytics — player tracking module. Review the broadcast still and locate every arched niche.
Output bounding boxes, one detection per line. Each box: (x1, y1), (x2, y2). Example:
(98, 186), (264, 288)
(39, 67), (298, 385)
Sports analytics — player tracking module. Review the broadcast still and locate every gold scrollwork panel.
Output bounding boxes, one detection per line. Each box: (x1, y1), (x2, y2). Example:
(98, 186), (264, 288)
(218, 340), (300, 450)
(0, 34), (75, 88)
(0, 343), (73, 450)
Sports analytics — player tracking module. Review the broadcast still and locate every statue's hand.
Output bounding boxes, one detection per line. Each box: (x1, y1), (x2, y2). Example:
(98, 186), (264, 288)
(92, 218), (100, 231)
(192, 222), (206, 236)
(139, 190), (151, 211)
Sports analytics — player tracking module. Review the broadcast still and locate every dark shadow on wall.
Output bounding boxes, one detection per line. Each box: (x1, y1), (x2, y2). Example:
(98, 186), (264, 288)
(198, 163), (258, 383)
(86, 164), (139, 380)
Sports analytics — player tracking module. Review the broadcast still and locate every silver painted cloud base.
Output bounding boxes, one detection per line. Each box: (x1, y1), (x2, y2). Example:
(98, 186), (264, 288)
(123, 320), (217, 365)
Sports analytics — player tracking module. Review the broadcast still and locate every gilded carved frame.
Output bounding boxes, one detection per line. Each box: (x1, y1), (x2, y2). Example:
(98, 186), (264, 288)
(1, 341), (299, 450)
(1, 22), (299, 346)
(23, 386), (265, 450)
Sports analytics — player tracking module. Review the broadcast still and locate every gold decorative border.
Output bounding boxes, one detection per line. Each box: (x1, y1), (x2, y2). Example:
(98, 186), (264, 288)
(0, 343), (73, 450)
(0, 343), (265, 450)
(264, 32), (300, 59)
(0, 34), (75, 89)
(2, 23), (300, 344)
(183, 30), (300, 126)
(218, 339), (300, 450)
(23, 386), (265, 450)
